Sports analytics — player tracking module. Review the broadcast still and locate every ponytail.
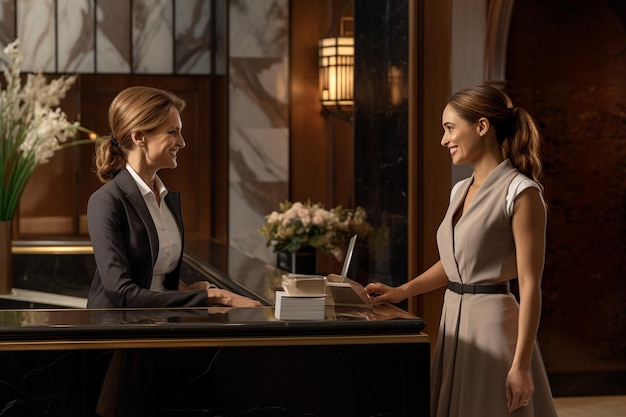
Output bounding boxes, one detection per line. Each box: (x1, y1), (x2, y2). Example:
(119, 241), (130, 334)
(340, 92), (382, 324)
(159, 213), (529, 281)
(503, 107), (544, 192)
(94, 135), (127, 183)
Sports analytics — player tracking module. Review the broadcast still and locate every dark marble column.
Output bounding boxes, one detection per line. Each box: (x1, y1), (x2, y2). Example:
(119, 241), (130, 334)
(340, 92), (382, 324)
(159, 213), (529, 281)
(354, 0), (409, 290)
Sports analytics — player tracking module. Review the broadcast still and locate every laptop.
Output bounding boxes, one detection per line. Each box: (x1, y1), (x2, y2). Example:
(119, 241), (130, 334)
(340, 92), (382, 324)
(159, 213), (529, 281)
(325, 235), (373, 308)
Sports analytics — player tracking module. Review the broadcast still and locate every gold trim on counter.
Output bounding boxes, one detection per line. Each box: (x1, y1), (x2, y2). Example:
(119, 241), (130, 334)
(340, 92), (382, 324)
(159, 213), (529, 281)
(12, 241), (93, 255)
(0, 333), (429, 351)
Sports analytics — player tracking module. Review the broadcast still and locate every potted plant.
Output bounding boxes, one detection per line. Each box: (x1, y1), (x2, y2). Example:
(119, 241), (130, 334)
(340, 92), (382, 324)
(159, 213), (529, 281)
(258, 200), (371, 273)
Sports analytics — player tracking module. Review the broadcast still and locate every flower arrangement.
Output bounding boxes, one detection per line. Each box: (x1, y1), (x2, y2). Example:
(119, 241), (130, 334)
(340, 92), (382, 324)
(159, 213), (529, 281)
(0, 39), (96, 220)
(258, 200), (372, 260)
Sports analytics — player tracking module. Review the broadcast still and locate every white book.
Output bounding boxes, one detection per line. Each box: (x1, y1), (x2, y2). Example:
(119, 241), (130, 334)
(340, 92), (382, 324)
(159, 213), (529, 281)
(274, 291), (325, 321)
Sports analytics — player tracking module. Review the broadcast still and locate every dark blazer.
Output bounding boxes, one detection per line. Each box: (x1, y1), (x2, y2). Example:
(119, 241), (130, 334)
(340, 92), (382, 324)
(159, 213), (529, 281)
(86, 169), (209, 308)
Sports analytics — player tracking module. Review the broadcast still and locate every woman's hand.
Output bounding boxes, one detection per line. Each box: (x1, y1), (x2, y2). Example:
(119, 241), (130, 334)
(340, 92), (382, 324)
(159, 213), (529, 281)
(182, 281), (262, 307)
(363, 261), (448, 306)
(363, 282), (406, 305)
(208, 288), (263, 307)
(505, 366), (534, 413)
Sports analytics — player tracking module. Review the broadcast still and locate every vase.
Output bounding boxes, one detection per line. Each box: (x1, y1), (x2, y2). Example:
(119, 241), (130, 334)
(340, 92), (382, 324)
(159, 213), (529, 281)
(0, 221), (12, 294)
(276, 247), (317, 274)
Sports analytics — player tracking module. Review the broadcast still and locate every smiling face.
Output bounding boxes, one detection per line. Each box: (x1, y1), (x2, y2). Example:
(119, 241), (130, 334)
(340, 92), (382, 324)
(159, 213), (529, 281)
(440, 104), (483, 165)
(140, 107), (185, 172)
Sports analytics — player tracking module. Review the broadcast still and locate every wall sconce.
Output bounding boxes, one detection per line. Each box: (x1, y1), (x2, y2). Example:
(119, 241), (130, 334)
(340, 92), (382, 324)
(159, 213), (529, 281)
(318, 19), (354, 123)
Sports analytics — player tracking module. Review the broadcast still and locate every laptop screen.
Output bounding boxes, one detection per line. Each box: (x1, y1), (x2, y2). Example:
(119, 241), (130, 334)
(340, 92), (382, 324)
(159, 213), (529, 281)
(326, 235), (372, 307)
(340, 234), (357, 282)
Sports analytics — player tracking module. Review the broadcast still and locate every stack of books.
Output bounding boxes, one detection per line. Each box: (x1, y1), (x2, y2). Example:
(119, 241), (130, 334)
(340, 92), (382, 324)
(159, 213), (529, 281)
(274, 291), (325, 320)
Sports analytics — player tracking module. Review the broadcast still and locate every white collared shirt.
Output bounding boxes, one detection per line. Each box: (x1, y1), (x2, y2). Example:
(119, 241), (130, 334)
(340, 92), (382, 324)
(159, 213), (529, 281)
(125, 164), (182, 290)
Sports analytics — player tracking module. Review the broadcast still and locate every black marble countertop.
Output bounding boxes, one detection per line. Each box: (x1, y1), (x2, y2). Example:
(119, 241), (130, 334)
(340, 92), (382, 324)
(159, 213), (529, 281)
(0, 305), (426, 351)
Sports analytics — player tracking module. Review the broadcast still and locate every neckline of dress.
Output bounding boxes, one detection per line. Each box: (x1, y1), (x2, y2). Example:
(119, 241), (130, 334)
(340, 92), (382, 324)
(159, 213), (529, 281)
(453, 159), (512, 227)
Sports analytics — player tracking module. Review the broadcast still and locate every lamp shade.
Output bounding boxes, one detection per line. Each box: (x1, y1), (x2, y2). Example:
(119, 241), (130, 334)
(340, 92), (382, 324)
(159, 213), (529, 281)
(318, 37), (354, 107)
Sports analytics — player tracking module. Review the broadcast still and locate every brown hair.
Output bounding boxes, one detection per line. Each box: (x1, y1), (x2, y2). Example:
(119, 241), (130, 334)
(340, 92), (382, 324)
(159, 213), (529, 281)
(94, 86), (186, 183)
(447, 85), (544, 191)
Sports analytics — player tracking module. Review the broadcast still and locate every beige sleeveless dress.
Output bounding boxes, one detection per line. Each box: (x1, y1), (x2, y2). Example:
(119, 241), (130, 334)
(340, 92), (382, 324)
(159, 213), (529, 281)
(431, 160), (558, 417)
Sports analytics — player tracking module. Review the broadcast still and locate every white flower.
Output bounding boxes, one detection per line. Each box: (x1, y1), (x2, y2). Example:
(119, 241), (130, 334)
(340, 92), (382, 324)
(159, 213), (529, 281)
(266, 211), (280, 224)
(312, 214), (324, 225)
(0, 39), (91, 220)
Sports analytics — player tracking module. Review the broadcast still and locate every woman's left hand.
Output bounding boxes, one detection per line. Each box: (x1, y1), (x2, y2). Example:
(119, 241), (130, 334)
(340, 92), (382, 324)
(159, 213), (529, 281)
(209, 288), (263, 307)
(227, 292), (263, 307)
(505, 366), (534, 413)
(184, 281), (263, 307)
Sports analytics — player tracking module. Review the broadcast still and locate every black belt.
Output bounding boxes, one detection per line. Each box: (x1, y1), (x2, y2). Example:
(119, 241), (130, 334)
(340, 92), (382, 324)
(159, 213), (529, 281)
(447, 280), (509, 295)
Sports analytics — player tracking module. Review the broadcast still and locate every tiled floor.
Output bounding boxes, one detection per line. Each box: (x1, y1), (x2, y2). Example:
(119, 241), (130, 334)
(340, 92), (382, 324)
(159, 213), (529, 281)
(554, 396), (626, 417)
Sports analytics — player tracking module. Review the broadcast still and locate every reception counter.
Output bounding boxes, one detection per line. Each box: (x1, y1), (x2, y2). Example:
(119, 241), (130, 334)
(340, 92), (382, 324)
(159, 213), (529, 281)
(2, 241), (430, 417)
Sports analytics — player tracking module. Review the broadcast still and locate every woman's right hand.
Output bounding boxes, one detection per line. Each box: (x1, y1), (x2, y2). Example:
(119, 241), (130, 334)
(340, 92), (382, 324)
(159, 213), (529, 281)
(364, 261), (448, 306)
(363, 282), (405, 305)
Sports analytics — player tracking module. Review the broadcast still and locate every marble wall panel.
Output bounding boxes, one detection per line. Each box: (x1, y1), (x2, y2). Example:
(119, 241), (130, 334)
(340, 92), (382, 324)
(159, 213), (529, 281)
(96, 0), (131, 73)
(57, 0), (95, 72)
(132, 0), (173, 73)
(1, 0), (216, 74)
(229, 127), (288, 260)
(229, 57), (288, 127)
(229, 0), (288, 58)
(174, 0), (210, 74)
(17, 0), (55, 72)
(229, 128), (288, 183)
(228, 0), (289, 264)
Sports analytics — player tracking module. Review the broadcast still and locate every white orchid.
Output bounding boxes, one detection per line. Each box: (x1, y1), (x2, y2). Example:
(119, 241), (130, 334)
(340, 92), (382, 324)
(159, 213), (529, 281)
(0, 39), (95, 220)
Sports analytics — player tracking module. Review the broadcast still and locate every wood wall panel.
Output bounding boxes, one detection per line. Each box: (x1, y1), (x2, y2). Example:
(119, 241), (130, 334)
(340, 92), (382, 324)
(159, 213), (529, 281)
(409, 0), (453, 349)
(289, 0), (354, 206)
(208, 76), (229, 244)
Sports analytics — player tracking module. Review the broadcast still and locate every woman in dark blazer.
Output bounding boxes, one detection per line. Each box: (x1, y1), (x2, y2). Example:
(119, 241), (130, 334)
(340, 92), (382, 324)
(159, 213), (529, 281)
(87, 86), (260, 309)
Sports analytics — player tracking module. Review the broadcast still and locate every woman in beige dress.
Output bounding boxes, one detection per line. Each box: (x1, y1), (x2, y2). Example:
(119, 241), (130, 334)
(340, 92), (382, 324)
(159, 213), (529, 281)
(364, 86), (558, 416)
